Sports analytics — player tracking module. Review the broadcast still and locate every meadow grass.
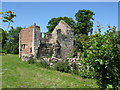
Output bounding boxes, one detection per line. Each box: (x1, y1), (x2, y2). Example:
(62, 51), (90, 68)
(2, 54), (98, 88)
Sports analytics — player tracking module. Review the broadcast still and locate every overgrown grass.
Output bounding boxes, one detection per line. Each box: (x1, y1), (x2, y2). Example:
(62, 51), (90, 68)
(2, 54), (98, 88)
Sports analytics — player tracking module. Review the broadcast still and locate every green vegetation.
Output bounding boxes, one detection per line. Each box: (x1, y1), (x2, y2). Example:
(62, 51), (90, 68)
(0, 11), (22, 54)
(0, 27), (23, 54)
(75, 9), (95, 36)
(1, 10), (119, 89)
(79, 26), (120, 89)
(45, 17), (75, 38)
(0, 10), (16, 31)
(46, 9), (94, 37)
(54, 61), (71, 73)
(2, 55), (98, 88)
(36, 60), (50, 69)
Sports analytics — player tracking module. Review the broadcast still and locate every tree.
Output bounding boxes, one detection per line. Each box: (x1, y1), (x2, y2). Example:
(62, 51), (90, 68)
(75, 9), (95, 36)
(0, 28), (7, 47)
(0, 10), (17, 54)
(5, 27), (23, 54)
(79, 26), (120, 89)
(0, 28), (8, 53)
(0, 10), (16, 31)
(46, 17), (75, 34)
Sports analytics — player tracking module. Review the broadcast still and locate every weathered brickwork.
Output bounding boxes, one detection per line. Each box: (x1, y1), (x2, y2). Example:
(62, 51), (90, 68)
(19, 26), (33, 57)
(19, 20), (74, 60)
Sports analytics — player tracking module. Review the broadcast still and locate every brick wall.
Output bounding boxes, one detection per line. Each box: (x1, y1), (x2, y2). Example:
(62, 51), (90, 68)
(19, 26), (34, 57)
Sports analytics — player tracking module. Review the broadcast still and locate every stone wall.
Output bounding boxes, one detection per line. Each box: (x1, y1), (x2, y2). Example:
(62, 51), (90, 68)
(32, 24), (41, 58)
(49, 20), (74, 60)
(19, 20), (74, 61)
(37, 42), (53, 58)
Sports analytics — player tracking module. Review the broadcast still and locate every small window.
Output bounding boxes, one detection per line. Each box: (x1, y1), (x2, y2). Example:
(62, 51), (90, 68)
(23, 44), (25, 49)
(30, 48), (32, 53)
(22, 44), (26, 49)
(57, 29), (61, 34)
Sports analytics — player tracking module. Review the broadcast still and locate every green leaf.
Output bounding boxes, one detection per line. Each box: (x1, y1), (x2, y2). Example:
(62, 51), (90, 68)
(3, 16), (10, 20)
(0, 12), (3, 14)
(3, 20), (8, 22)
(95, 59), (103, 65)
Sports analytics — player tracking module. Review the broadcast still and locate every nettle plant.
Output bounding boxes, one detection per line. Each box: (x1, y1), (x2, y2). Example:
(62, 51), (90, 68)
(79, 26), (120, 89)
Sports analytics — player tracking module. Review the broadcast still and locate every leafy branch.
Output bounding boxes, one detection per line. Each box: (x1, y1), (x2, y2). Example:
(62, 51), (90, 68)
(0, 10), (16, 31)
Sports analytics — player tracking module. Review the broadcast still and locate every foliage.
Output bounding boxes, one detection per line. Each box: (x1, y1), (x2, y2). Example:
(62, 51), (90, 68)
(75, 9), (95, 36)
(46, 17), (75, 36)
(0, 49), (7, 54)
(27, 59), (35, 64)
(36, 60), (50, 69)
(0, 10), (18, 54)
(79, 62), (95, 79)
(0, 28), (7, 47)
(54, 61), (71, 73)
(0, 28), (8, 55)
(71, 63), (79, 75)
(4, 27), (23, 54)
(79, 26), (120, 89)
(0, 10), (16, 31)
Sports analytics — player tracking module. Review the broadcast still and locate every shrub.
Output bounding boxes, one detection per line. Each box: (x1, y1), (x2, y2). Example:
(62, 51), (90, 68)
(79, 26), (120, 89)
(72, 63), (79, 75)
(36, 60), (50, 69)
(0, 49), (7, 54)
(54, 61), (71, 73)
(79, 64), (95, 79)
(27, 59), (35, 64)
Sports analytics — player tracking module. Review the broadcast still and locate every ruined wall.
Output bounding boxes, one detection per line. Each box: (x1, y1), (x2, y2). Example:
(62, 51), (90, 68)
(32, 25), (41, 58)
(37, 43), (53, 58)
(19, 20), (74, 60)
(49, 20), (74, 60)
(19, 24), (41, 59)
(19, 26), (34, 58)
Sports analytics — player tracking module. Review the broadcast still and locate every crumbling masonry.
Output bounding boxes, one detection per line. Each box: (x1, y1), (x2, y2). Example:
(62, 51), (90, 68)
(19, 20), (74, 60)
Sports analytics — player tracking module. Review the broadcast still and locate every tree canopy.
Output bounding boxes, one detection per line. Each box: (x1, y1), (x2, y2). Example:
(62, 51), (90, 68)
(1, 27), (23, 54)
(75, 9), (95, 36)
(46, 17), (75, 34)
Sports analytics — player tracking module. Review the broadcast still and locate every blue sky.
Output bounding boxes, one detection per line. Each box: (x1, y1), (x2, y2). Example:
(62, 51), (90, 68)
(2, 2), (118, 33)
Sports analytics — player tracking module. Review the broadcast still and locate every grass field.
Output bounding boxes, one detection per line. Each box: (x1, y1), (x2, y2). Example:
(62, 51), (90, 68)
(2, 54), (98, 88)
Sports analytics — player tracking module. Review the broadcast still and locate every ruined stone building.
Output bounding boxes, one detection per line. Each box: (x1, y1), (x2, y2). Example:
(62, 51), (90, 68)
(19, 20), (74, 60)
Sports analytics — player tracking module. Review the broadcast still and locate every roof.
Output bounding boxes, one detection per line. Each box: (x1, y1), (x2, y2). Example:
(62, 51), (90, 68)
(22, 26), (34, 30)
(59, 20), (72, 29)
(21, 24), (40, 31)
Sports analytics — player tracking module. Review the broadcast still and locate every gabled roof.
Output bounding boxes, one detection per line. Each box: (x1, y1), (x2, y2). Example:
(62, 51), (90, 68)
(56, 20), (72, 30)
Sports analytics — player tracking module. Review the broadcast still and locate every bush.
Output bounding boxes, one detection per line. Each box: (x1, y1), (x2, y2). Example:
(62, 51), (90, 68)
(27, 59), (35, 64)
(79, 64), (95, 79)
(36, 60), (50, 69)
(79, 26), (120, 89)
(72, 63), (79, 75)
(54, 61), (71, 73)
(0, 49), (7, 54)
